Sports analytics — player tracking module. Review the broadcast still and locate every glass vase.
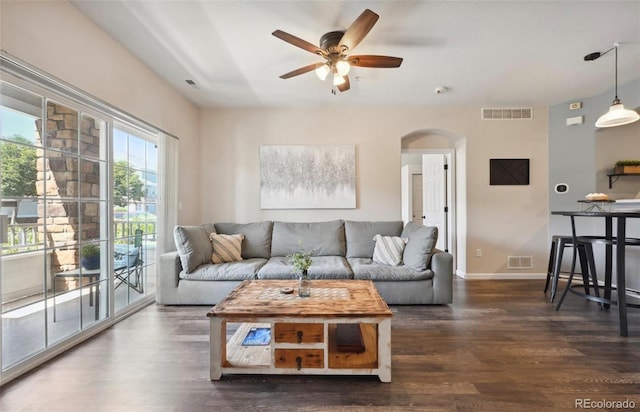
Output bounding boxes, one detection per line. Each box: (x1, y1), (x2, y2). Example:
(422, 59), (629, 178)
(298, 270), (311, 297)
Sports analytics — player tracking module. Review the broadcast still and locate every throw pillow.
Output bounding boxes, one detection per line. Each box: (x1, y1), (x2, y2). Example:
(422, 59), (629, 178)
(401, 222), (438, 271)
(344, 221), (403, 258)
(214, 222), (273, 259)
(173, 224), (216, 273)
(210, 233), (244, 264)
(372, 234), (408, 266)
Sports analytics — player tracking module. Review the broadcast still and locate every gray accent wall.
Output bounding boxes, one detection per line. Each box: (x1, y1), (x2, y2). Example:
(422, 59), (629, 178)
(549, 79), (640, 290)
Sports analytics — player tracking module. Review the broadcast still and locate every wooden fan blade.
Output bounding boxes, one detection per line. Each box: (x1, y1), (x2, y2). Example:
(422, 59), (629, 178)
(272, 30), (324, 56)
(279, 63), (325, 79)
(337, 75), (350, 92)
(349, 55), (403, 68)
(339, 9), (379, 53)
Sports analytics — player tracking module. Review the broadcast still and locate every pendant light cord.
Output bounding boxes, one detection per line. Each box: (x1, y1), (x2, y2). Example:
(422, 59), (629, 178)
(614, 44), (619, 102)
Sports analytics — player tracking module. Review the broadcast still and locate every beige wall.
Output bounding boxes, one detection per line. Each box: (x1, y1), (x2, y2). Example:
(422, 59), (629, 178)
(201, 106), (549, 275)
(1, 0), (551, 275)
(0, 0), (201, 224)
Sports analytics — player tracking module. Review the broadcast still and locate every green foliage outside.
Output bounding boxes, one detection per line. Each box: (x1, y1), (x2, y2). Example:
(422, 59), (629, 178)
(1, 135), (152, 252)
(113, 160), (146, 207)
(1, 137), (146, 205)
(1, 135), (37, 197)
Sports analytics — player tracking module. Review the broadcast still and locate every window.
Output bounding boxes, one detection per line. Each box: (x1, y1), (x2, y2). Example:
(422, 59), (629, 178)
(1, 55), (176, 382)
(113, 126), (158, 312)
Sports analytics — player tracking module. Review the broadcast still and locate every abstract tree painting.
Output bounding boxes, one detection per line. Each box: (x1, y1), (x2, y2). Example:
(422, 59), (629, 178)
(260, 145), (356, 209)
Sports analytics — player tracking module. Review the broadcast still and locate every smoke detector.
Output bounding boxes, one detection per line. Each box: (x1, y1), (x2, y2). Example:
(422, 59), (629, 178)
(434, 86), (447, 94)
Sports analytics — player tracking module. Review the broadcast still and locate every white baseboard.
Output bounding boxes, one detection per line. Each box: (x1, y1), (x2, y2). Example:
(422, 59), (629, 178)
(456, 270), (546, 280)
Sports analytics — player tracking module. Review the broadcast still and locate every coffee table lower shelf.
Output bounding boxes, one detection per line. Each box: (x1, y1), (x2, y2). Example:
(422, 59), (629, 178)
(210, 318), (391, 382)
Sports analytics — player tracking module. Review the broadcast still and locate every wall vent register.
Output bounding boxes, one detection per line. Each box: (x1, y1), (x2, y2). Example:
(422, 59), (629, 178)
(507, 256), (533, 270)
(481, 107), (533, 120)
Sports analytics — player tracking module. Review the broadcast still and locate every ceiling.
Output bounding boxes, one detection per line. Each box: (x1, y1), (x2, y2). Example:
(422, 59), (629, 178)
(71, 1), (640, 109)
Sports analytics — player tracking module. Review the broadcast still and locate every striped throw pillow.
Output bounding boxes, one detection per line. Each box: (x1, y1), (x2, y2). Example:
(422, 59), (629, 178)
(372, 234), (408, 266)
(210, 233), (244, 264)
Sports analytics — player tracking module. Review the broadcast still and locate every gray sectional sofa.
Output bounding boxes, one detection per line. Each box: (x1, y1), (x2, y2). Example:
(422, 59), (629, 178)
(157, 220), (453, 305)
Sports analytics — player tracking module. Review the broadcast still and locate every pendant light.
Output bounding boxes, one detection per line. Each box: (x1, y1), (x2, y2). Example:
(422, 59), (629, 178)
(586, 43), (640, 128)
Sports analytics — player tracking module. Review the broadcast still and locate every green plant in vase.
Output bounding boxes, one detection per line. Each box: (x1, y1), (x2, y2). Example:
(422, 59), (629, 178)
(288, 247), (312, 297)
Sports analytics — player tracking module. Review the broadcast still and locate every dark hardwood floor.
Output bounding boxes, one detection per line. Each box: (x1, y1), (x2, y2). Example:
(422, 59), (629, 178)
(2, 279), (640, 411)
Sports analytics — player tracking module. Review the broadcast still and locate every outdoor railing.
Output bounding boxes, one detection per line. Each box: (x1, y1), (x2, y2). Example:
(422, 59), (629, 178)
(2, 221), (157, 255)
(3, 223), (43, 254)
(114, 220), (157, 241)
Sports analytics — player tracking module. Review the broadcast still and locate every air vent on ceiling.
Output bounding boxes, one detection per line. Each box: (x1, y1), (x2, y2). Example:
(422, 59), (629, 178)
(507, 256), (533, 270)
(185, 79), (199, 89)
(481, 107), (532, 120)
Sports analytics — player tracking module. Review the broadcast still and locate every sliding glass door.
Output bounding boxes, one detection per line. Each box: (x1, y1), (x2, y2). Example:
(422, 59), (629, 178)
(1, 83), (47, 367)
(113, 126), (157, 313)
(1, 75), (163, 378)
(1, 83), (110, 367)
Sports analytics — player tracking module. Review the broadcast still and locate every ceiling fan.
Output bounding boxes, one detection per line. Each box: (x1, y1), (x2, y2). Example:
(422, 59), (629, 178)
(272, 9), (403, 93)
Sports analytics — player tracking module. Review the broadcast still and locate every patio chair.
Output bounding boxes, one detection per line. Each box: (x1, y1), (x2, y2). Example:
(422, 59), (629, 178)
(114, 229), (143, 293)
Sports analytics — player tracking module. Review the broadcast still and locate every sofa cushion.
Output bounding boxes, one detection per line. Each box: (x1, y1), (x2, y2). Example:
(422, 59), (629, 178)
(173, 224), (216, 273)
(348, 258), (433, 281)
(345, 221), (403, 258)
(214, 222), (273, 259)
(271, 220), (346, 257)
(258, 256), (353, 280)
(401, 222), (438, 271)
(372, 235), (407, 266)
(210, 233), (244, 264)
(179, 258), (266, 281)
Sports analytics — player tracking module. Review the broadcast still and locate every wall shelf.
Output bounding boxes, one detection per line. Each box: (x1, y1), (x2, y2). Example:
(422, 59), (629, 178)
(607, 172), (640, 189)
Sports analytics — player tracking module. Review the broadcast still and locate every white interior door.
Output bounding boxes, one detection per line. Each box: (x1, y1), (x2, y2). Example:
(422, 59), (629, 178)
(422, 154), (447, 251)
(411, 174), (423, 224)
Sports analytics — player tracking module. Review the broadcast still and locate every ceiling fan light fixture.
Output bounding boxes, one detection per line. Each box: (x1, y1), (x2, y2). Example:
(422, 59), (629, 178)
(595, 101), (640, 128)
(335, 60), (351, 76)
(273, 9), (401, 93)
(315, 64), (331, 81)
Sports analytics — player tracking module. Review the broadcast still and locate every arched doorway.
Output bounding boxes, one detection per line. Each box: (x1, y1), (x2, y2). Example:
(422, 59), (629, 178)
(401, 129), (466, 275)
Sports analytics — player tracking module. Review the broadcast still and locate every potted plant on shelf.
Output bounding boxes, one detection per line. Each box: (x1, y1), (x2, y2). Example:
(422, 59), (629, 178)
(288, 248), (313, 297)
(614, 160), (640, 175)
(81, 244), (100, 270)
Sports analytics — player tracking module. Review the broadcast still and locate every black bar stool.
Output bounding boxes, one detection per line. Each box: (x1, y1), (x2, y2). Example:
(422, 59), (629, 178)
(556, 234), (640, 310)
(545, 235), (570, 302)
(554, 236), (601, 310)
(545, 235), (596, 303)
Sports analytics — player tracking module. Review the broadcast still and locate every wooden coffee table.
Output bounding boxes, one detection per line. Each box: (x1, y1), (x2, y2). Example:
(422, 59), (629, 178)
(207, 279), (393, 382)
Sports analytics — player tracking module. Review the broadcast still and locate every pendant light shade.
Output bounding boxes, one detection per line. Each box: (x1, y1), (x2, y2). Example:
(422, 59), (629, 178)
(595, 101), (640, 128)
(591, 44), (640, 128)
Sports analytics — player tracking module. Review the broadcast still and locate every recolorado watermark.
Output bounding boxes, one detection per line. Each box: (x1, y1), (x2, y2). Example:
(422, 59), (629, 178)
(575, 398), (636, 409)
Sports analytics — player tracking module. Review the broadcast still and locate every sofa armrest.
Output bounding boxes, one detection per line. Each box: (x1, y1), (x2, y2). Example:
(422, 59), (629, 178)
(156, 251), (182, 304)
(429, 249), (453, 304)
